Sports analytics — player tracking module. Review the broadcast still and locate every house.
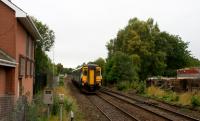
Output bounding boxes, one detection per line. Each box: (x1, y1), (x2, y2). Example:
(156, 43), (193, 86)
(0, 0), (41, 119)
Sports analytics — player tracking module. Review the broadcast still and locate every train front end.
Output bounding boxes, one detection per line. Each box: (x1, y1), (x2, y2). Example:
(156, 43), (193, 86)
(81, 64), (102, 92)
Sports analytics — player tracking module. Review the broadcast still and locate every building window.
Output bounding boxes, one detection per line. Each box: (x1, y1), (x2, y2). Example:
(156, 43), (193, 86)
(30, 61), (34, 76)
(19, 56), (26, 77)
(26, 59), (31, 76)
(26, 35), (34, 59)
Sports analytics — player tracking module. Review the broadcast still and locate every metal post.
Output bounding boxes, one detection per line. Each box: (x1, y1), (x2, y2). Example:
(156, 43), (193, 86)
(47, 104), (50, 121)
(60, 104), (63, 121)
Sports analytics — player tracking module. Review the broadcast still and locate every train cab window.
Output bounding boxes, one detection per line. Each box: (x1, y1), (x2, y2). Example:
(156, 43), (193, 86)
(96, 68), (101, 76)
(83, 69), (88, 76)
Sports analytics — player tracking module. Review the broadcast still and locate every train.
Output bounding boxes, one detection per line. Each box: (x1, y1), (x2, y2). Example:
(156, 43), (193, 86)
(71, 64), (102, 92)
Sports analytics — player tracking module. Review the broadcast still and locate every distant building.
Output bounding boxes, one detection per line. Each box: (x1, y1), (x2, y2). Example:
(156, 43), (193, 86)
(0, 0), (41, 120)
(147, 67), (200, 92)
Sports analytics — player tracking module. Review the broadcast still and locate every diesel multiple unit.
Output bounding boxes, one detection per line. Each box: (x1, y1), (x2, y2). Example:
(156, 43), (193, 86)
(72, 64), (102, 92)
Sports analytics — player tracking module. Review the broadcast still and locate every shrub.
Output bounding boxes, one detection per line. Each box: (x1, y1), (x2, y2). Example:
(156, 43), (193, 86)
(117, 81), (129, 91)
(162, 92), (178, 102)
(191, 96), (200, 107)
(135, 81), (145, 94)
(59, 79), (64, 86)
(52, 95), (60, 115)
(63, 98), (73, 112)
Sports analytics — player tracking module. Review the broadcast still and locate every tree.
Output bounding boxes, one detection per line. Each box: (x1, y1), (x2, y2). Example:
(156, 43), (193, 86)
(104, 51), (139, 84)
(93, 57), (106, 74)
(105, 17), (200, 83)
(32, 17), (55, 51)
(56, 63), (64, 74)
(32, 17), (55, 93)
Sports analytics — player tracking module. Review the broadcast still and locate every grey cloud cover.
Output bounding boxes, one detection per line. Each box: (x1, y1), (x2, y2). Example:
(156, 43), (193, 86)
(12, 0), (200, 68)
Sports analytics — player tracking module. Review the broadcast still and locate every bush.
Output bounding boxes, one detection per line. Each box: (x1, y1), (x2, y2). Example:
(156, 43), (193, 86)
(134, 81), (145, 94)
(162, 92), (179, 102)
(117, 81), (129, 91)
(52, 95), (60, 115)
(59, 79), (64, 86)
(63, 98), (73, 112)
(191, 96), (200, 107)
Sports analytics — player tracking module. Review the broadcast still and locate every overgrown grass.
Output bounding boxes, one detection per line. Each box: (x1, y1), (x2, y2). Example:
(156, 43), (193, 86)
(51, 84), (84, 121)
(117, 81), (200, 108)
(146, 86), (200, 107)
(146, 86), (178, 102)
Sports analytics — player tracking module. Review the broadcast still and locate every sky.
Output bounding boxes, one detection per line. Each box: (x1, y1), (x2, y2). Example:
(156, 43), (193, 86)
(12, 0), (200, 68)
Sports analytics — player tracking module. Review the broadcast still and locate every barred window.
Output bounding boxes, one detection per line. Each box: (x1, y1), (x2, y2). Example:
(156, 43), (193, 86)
(19, 56), (26, 77)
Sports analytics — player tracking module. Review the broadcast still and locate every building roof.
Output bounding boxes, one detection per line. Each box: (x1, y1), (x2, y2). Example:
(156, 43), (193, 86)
(0, 49), (16, 67)
(0, 0), (42, 40)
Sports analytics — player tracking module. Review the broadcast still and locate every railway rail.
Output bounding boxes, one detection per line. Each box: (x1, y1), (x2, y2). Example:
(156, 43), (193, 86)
(87, 95), (139, 121)
(100, 87), (200, 121)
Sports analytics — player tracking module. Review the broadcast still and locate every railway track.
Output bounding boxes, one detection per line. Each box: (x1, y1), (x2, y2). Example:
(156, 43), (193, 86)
(100, 87), (200, 121)
(87, 95), (140, 121)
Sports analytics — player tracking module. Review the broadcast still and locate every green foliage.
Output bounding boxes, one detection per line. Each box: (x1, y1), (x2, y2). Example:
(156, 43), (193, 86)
(104, 51), (139, 84)
(116, 80), (145, 94)
(117, 81), (129, 91)
(32, 17), (56, 93)
(161, 91), (179, 102)
(52, 95), (60, 115)
(63, 98), (73, 112)
(56, 63), (64, 74)
(191, 96), (200, 107)
(26, 103), (41, 121)
(63, 68), (73, 74)
(130, 81), (146, 94)
(59, 78), (64, 86)
(105, 17), (200, 83)
(32, 17), (55, 51)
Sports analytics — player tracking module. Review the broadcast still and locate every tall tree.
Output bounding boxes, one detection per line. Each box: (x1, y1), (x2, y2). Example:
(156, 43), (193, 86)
(105, 17), (200, 82)
(32, 17), (55, 93)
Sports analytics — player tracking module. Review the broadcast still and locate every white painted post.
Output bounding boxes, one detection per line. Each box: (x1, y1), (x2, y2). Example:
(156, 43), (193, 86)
(70, 110), (74, 121)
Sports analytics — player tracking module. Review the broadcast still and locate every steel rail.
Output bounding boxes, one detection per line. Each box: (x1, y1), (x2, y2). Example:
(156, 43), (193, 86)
(87, 96), (112, 121)
(101, 88), (200, 121)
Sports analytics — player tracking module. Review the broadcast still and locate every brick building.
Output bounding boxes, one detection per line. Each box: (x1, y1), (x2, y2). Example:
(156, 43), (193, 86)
(0, 0), (41, 119)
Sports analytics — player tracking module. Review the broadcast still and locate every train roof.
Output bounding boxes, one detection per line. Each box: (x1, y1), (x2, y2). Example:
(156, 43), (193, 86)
(72, 64), (100, 72)
(83, 64), (99, 67)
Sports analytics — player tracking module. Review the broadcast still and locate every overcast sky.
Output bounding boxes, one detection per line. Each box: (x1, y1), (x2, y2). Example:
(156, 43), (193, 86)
(12, 0), (200, 68)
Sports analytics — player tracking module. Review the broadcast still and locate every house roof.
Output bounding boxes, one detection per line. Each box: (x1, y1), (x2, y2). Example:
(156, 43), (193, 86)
(0, 0), (42, 40)
(0, 49), (16, 67)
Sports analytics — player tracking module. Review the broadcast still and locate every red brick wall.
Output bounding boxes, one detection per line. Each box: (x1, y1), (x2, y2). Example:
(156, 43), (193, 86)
(0, 1), (16, 58)
(16, 22), (34, 101)
(0, 1), (35, 101)
(0, 2), (16, 97)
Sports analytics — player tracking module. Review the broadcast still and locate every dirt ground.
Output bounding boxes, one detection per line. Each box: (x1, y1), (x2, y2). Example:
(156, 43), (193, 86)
(66, 79), (109, 121)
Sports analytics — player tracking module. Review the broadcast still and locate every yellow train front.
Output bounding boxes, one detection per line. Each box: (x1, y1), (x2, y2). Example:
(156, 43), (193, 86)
(72, 64), (102, 92)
